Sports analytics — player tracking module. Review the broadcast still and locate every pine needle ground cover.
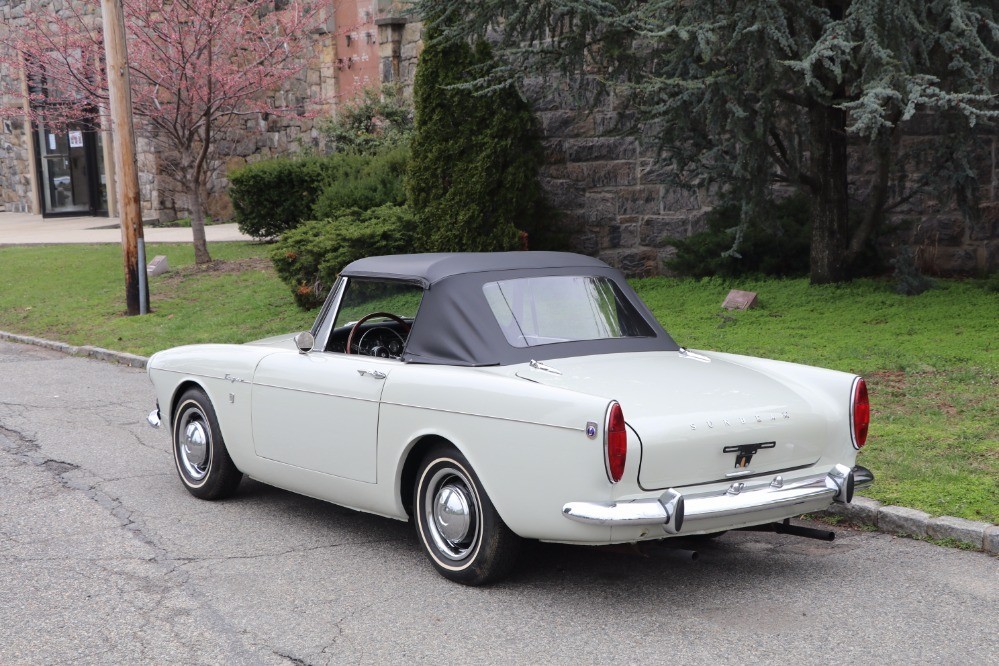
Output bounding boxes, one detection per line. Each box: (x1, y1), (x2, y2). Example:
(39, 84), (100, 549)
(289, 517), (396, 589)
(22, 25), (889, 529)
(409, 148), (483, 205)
(0, 244), (995, 522)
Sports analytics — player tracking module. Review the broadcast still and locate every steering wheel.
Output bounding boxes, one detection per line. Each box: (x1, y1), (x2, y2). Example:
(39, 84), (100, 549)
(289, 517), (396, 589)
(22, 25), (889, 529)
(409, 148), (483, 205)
(345, 312), (411, 355)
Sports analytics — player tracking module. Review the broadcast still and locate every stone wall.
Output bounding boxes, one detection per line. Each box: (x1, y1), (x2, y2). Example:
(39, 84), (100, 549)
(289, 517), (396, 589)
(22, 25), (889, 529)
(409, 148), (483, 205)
(1, 2), (41, 212)
(529, 77), (998, 277)
(0, 0), (338, 223)
(0, 115), (32, 213)
(876, 134), (999, 276)
(374, 14), (421, 97)
(526, 80), (711, 276)
(134, 19), (338, 224)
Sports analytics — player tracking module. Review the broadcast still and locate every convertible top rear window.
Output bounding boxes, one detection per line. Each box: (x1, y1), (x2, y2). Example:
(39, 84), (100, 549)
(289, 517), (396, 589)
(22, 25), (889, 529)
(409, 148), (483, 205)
(483, 276), (656, 348)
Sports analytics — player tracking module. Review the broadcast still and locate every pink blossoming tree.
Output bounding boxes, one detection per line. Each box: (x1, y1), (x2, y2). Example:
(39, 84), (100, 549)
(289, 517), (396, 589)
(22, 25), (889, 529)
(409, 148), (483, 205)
(1, 0), (331, 263)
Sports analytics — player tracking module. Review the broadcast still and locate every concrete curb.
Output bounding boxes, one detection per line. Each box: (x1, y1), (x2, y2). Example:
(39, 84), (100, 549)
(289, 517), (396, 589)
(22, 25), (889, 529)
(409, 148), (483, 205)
(3, 328), (996, 554)
(0, 330), (148, 368)
(822, 497), (998, 555)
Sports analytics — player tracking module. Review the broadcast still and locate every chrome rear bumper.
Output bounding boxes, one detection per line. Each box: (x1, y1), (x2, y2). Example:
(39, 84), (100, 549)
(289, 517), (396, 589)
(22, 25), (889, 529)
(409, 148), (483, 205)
(562, 464), (873, 534)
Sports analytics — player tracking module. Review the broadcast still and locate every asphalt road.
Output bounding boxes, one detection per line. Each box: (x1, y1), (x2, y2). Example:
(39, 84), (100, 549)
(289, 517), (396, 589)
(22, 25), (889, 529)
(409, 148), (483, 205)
(1, 339), (996, 665)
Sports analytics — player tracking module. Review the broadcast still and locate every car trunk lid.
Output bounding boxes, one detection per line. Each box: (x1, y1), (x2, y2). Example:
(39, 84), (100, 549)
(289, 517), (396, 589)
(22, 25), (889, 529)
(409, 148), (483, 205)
(515, 351), (830, 489)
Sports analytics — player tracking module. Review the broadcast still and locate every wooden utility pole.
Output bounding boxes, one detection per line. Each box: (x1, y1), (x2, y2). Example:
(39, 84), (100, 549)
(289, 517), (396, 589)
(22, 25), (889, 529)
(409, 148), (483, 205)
(101, 0), (148, 315)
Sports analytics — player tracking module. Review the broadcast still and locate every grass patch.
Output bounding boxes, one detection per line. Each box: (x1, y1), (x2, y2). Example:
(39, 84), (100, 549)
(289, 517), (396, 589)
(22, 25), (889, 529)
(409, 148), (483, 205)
(1, 247), (995, 522)
(919, 536), (982, 551)
(0, 243), (317, 357)
(632, 276), (998, 523)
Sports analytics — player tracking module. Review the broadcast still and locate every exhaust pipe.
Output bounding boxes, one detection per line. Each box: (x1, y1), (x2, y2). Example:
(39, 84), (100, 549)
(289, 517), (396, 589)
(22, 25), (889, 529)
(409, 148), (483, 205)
(775, 519), (835, 541)
(743, 519), (836, 541)
(659, 547), (699, 562)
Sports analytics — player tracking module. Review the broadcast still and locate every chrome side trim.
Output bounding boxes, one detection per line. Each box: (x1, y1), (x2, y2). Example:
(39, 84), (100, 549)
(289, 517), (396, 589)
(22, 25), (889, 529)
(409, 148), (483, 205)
(382, 401), (585, 433)
(562, 464), (865, 530)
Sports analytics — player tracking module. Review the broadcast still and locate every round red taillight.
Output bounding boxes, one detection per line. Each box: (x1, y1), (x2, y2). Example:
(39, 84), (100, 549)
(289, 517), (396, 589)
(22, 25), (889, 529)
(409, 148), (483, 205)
(852, 378), (870, 449)
(605, 402), (627, 483)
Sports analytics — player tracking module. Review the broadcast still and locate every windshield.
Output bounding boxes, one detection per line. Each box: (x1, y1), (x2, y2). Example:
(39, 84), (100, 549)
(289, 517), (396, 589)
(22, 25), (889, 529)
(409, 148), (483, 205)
(482, 276), (655, 348)
(333, 279), (424, 330)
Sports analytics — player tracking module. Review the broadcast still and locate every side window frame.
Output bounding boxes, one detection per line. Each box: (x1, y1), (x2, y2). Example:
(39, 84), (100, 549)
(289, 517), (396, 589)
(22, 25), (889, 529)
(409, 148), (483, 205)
(312, 276), (348, 353)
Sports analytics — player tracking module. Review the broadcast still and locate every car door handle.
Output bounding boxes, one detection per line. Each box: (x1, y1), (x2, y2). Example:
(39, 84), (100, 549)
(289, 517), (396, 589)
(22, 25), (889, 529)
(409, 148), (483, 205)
(357, 369), (387, 379)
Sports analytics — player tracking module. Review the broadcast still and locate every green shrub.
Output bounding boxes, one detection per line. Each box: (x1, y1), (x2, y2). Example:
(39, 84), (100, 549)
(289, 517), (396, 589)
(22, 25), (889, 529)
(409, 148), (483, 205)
(230, 157), (331, 239)
(231, 149), (410, 240)
(311, 146), (408, 220)
(667, 196), (813, 278)
(317, 84), (414, 155)
(271, 204), (416, 309)
(407, 27), (548, 252)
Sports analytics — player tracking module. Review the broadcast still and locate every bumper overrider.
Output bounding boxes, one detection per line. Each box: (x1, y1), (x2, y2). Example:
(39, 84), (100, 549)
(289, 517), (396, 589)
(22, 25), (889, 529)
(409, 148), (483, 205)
(562, 464), (874, 535)
(147, 404), (161, 428)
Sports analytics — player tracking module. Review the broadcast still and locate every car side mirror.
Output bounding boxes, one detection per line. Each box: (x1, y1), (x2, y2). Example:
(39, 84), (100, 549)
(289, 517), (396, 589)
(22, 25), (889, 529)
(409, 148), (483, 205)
(294, 331), (315, 354)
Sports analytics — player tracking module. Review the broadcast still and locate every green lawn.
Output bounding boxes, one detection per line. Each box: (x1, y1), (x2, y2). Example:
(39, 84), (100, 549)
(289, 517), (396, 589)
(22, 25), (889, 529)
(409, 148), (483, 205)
(0, 243), (317, 356)
(633, 276), (998, 524)
(1, 244), (996, 523)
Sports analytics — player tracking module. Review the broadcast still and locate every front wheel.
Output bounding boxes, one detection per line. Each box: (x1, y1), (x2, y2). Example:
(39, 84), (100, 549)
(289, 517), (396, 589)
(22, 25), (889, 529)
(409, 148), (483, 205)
(172, 388), (242, 500)
(413, 445), (521, 585)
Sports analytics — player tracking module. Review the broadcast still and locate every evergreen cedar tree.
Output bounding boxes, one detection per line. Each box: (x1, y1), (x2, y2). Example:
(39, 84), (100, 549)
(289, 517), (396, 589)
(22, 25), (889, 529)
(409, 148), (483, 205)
(0, 0), (327, 264)
(414, 0), (999, 282)
(406, 27), (547, 253)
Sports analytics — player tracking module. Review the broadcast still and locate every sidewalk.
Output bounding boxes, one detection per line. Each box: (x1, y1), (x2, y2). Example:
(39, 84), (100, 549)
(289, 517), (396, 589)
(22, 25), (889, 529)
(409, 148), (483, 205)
(0, 211), (253, 245)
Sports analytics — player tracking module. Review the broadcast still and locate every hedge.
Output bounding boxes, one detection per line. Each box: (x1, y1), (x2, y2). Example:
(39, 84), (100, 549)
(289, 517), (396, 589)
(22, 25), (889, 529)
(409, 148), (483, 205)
(271, 204), (416, 309)
(231, 149), (409, 240)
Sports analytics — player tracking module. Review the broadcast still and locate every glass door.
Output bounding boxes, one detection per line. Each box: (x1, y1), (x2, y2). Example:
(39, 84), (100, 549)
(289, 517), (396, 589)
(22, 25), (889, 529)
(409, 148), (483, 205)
(35, 122), (108, 216)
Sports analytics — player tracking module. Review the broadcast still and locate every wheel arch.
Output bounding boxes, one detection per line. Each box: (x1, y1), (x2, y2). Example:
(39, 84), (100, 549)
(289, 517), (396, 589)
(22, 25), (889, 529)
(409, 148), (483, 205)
(399, 434), (453, 518)
(168, 379), (210, 428)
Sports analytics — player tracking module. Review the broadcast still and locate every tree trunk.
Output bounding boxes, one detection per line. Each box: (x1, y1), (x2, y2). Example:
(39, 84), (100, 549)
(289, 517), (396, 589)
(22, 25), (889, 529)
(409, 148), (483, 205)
(188, 183), (211, 265)
(807, 101), (850, 284)
(845, 130), (894, 269)
(182, 159), (211, 265)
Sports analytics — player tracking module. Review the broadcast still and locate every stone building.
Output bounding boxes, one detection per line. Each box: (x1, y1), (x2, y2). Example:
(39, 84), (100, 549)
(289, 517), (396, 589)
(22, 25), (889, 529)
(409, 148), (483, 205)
(1, 1), (994, 276)
(0, 0), (420, 222)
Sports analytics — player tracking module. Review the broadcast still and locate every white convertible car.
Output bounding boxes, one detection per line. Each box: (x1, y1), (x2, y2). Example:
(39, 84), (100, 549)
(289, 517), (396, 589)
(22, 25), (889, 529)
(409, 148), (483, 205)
(146, 252), (873, 584)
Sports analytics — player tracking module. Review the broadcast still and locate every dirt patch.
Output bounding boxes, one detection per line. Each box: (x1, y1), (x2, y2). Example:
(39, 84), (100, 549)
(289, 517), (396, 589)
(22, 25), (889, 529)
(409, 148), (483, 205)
(868, 370), (909, 412)
(156, 257), (273, 284)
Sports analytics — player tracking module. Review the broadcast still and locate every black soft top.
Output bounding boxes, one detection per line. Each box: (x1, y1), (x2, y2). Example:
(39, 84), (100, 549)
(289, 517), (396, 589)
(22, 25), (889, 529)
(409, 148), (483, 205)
(335, 252), (679, 366)
(340, 251), (610, 288)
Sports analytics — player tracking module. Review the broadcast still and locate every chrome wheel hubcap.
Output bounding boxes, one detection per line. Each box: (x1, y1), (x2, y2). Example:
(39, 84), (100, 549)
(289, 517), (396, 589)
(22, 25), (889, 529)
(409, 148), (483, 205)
(177, 410), (210, 481)
(434, 483), (472, 543)
(424, 468), (480, 561)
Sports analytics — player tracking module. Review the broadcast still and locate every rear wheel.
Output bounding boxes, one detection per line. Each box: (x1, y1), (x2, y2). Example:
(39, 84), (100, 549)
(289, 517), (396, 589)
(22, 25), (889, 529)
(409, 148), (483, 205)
(172, 388), (242, 500)
(413, 445), (520, 585)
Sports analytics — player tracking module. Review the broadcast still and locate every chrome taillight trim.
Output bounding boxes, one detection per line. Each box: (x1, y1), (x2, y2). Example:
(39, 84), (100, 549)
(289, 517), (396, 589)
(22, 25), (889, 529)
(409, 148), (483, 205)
(849, 376), (869, 450)
(604, 401), (624, 484)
